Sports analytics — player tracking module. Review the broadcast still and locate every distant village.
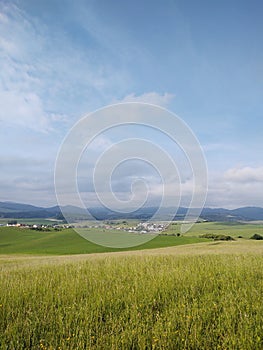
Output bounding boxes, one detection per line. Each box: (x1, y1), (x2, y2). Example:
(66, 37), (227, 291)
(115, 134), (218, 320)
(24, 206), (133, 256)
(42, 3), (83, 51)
(2, 220), (168, 234)
(75, 221), (168, 234)
(1, 221), (72, 230)
(116, 221), (167, 233)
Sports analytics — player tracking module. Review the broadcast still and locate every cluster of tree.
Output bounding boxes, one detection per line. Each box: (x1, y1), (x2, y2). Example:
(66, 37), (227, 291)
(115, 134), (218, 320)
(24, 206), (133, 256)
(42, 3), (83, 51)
(199, 233), (235, 241)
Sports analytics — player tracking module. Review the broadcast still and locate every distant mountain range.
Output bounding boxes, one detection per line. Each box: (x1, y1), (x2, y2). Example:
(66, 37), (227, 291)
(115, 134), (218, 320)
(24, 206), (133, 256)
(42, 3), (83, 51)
(1, 201), (263, 222)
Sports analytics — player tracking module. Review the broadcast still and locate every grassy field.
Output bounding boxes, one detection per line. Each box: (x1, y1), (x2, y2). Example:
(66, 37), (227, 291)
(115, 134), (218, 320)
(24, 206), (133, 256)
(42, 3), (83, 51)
(168, 221), (263, 238)
(0, 227), (207, 255)
(1, 223), (263, 349)
(0, 244), (263, 349)
(1, 221), (263, 255)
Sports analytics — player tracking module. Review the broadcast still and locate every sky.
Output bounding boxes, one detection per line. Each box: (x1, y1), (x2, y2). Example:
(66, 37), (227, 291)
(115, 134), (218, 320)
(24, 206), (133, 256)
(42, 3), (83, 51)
(0, 0), (263, 209)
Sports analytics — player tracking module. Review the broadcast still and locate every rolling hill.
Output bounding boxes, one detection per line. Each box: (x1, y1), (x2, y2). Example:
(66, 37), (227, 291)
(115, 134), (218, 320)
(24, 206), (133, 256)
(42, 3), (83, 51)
(1, 201), (263, 222)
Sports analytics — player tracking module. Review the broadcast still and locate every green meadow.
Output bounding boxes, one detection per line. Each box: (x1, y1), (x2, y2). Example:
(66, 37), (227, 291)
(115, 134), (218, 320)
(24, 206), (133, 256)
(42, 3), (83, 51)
(167, 221), (263, 238)
(0, 226), (207, 255)
(0, 249), (263, 349)
(1, 223), (263, 349)
(1, 221), (263, 255)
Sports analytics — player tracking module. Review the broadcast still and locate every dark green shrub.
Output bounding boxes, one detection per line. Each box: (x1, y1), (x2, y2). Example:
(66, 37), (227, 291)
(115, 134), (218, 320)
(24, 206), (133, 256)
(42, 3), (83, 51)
(214, 235), (235, 241)
(250, 233), (263, 240)
(199, 233), (235, 241)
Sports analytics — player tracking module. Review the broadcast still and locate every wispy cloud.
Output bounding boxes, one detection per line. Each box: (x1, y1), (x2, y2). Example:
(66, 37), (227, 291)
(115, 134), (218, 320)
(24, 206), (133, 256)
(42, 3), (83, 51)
(1, 0), (262, 208)
(0, 2), (133, 133)
(0, 90), (52, 132)
(224, 166), (263, 184)
(0, 3), (62, 132)
(116, 92), (175, 107)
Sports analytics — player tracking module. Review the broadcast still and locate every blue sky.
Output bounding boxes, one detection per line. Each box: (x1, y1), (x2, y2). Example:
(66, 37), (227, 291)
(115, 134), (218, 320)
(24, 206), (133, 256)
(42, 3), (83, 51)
(0, 0), (263, 208)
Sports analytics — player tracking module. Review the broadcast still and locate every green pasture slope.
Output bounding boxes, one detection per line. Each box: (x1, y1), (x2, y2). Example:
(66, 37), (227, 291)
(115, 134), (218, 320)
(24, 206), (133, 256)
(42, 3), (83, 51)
(1, 221), (263, 255)
(168, 221), (263, 238)
(0, 226), (207, 255)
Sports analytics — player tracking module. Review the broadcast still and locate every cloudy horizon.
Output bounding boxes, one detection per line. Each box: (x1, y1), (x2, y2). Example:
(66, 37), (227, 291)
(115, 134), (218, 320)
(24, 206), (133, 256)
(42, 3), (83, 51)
(1, 0), (263, 210)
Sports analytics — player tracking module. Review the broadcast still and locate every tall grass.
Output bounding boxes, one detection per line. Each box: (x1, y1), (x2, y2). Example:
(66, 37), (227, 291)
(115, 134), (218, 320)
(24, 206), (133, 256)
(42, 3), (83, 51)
(0, 254), (262, 349)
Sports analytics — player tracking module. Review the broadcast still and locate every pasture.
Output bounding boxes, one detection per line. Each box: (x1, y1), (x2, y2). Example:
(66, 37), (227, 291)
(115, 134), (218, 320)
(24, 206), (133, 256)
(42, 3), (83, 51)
(1, 221), (263, 255)
(167, 221), (263, 238)
(0, 226), (207, 255)
(0, 223), (263, 349)
(0, 242), (263, 349)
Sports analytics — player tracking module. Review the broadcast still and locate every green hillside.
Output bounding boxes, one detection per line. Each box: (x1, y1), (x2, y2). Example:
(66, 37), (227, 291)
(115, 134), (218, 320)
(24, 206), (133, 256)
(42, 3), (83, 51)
(0, 227), (207, 255)
(167, 221), (263, 238)
(1, 221), (263, 255)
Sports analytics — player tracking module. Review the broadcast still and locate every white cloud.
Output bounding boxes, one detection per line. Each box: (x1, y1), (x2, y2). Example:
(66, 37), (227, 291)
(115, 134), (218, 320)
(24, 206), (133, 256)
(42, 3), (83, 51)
(87, 135), (113, 152)
(0, 4), (56, 132)
(1, 4), (175, 137)
(0, 90), (51, 131)
(206, 166), (263, 208)
(0, 2), (130, 133)
(0, 180), (56, 207)
(224, 166), (263, 183)
(116, 92), (175, 107)
(0, 11), (8, 24)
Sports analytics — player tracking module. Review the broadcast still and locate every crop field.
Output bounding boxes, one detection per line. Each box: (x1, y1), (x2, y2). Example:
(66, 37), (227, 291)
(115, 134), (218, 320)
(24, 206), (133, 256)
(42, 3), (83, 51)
(0, 243), (263, 349)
